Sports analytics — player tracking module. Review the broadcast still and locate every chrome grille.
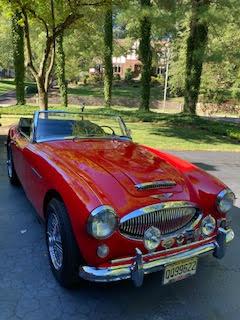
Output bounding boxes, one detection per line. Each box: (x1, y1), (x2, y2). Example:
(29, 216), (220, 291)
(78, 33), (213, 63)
(119, 203), (197, 239)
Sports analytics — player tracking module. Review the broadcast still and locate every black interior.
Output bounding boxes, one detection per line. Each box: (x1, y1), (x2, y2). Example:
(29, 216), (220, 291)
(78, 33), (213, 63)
(18, 118), (32, 137)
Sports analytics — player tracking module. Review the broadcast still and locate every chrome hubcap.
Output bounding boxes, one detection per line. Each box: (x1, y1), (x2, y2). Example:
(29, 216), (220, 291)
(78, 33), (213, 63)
(7, 147), (13, 178)
(47, 212), (63, 270)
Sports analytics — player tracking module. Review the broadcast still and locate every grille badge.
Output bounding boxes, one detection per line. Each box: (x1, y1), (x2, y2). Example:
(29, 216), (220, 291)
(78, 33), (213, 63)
(151, 193), (173, 200)
(176, 234), (185, 245)
(161, 237), (175, 249)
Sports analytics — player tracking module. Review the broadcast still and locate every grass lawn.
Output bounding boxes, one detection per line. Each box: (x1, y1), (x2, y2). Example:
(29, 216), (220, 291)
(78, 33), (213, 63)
(0, 80), (15, 95)
(0, 105), (239, 151)
(0, 79), (36, 96)
(68, 83), (164, 100)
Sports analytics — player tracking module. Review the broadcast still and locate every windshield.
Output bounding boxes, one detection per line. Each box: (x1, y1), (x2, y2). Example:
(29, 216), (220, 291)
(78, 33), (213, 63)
(34, 111), (131, 142)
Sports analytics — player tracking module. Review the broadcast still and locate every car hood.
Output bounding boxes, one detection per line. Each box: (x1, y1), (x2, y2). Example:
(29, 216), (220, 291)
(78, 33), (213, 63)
(39, 139), (187, 198)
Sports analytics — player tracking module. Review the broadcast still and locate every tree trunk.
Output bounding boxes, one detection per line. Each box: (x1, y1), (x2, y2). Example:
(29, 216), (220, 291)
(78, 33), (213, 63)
(103, 5), (113, 108)
(37, 80), (48, 111)
(12, 11), (25, 105)
(183, 0), (210, 115)
(139, 0), (152, 112)
(56, 31), (68, 107)
(38, 90), (48, 111)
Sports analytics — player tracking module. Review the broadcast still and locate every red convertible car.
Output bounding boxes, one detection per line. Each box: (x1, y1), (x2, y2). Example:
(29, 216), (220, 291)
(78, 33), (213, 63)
(7, 111), (235, 288)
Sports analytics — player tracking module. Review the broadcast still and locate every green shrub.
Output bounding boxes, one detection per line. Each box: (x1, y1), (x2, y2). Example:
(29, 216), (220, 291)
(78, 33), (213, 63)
(201, 88), (230, 104)
(113, 74), (121, 81)
(88, 73), (102, 84)
(231, 88), (240, 101)
(151, 76), (164, 87)
(125, 68), (134, 81)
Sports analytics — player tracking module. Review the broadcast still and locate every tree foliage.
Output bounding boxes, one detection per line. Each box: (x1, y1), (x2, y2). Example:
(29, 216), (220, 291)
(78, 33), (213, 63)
(1, 0), (109, 110)
(0, 0), (240, 115)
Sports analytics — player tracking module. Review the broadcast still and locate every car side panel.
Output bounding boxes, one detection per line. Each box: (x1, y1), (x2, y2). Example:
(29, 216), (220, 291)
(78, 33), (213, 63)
(10, 130), (29, 189)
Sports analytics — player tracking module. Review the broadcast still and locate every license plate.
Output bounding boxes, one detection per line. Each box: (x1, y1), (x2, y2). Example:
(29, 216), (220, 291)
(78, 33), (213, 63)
(163, 257), (198, 285)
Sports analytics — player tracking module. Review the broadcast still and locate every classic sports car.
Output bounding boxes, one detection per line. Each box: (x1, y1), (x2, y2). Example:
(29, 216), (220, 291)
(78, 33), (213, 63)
(7, 111), (235, 288)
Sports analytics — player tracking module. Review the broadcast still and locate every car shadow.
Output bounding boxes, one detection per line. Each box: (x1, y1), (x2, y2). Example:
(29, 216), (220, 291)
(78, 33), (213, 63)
(191, 162), (217, 171)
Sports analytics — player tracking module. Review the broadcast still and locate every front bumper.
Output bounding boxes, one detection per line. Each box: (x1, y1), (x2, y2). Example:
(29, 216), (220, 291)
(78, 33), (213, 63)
(79, 228), (234, 287)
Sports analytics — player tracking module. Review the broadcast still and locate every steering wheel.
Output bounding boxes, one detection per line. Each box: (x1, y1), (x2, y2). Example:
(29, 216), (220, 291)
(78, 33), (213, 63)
(100, 125), (116, 135)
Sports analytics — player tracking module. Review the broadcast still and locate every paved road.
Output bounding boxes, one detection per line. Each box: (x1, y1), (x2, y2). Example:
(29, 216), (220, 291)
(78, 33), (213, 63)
(0, 91), (17, 106)
(0, 134), (239, 320)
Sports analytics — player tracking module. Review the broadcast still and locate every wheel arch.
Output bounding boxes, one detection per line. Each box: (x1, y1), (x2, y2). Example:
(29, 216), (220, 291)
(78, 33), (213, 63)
(43, 188), (86, 267)
(43, 189), (64, 219)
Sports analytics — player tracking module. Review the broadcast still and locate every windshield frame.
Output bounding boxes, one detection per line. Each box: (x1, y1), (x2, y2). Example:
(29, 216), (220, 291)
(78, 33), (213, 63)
(32, 110), (132, 143)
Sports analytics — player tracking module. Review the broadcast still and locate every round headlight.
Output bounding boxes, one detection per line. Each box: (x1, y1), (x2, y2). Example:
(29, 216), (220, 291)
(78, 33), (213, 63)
(217, 189), (235, 213)
(144, 226), (161, 251)
(87, 205), (118, 239)
(201, 215), (216, 237)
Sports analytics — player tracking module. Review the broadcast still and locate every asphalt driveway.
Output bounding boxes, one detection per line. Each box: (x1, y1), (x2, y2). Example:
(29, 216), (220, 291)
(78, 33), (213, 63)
(0, 133), (239, 320)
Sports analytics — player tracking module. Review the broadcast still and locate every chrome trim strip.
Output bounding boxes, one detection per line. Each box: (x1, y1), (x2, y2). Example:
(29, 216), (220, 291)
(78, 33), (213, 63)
(35, 136), (131, 144)
(31, 167), (42, 179)
(135, 180), (176, 190)
(120, 201), (197, 224)
(79, 228), (234, 284)
(19, 130), (30, 141)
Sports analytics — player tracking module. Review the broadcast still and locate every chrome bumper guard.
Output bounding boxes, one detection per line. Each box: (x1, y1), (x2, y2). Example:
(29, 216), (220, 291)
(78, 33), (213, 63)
(79, 228), (234, 287)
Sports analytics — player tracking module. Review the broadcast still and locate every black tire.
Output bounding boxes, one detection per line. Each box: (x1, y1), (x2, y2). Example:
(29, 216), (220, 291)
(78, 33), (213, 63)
(6, 142), (20, 186)
(46, 198), (82, 288)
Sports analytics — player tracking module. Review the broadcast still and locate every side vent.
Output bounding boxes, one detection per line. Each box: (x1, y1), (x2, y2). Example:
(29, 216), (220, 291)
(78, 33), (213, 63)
(135, 180), (176, 191)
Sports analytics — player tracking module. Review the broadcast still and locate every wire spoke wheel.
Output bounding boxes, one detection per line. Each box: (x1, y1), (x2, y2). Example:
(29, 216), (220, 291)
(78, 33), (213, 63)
(7, 145), (13, 178)
(47, 212), (63, 271)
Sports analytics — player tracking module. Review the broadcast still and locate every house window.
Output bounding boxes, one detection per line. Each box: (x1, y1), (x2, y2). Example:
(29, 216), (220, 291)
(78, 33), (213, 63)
(113, 65), (121, 73)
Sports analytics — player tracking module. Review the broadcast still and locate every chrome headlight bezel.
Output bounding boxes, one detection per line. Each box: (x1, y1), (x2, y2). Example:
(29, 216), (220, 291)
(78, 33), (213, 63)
(87, 205), (118, 240)
(201, 215), (216, 237)
(217, 189), (235, 214)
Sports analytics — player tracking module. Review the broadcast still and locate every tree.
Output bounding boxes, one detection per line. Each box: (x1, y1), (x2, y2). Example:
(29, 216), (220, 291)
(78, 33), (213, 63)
(5, 0), (107, 110)
(56, 31), (68, 107)
(11, 10), (25, 105)
(183, 0), (210, 114)
(103, 4), (113, 108)
(139, 0), (152, 112)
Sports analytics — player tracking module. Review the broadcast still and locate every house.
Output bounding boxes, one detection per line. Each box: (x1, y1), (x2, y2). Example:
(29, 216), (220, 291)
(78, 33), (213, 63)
(0, 67), (15, 79)
(89, 39), (170, 80)
(112, 40), (142, 79)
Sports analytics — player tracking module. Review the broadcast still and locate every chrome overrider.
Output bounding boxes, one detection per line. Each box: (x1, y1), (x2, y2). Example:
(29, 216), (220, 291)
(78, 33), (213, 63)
(79, 227), (234, 287)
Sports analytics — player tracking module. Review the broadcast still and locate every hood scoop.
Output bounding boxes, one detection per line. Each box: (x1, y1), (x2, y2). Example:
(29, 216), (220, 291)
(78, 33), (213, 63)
(135, 180), (177, 191)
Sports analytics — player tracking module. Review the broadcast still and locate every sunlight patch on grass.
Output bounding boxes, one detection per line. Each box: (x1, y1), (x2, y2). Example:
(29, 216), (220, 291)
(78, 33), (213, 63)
(0, 81), (15, 95)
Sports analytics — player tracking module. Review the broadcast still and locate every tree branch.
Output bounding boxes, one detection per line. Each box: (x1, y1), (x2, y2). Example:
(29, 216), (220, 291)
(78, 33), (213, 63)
(45, 44), (55, 91)
(22, 8), (38, 78)
(54, 12), (84, 37)
(26, 7), (49, 37)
